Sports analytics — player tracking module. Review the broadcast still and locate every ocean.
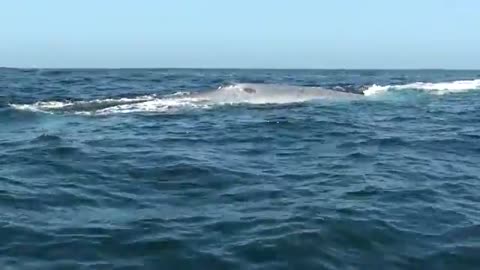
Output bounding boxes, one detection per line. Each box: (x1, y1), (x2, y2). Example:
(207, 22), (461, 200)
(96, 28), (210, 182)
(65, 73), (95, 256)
(1, 68), (480, 269)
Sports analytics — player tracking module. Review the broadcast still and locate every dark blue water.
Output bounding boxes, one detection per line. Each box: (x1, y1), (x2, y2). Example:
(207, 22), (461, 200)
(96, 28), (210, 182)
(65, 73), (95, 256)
(1, 68), (480, 269)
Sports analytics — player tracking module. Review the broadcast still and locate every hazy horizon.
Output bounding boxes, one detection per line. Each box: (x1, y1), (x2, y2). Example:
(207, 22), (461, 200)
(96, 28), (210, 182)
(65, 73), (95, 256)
(2, 66), (480, 71)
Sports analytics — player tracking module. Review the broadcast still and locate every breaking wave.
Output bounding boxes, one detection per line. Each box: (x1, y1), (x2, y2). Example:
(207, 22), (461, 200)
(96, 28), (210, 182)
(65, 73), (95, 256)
(363, 79), (480, 96)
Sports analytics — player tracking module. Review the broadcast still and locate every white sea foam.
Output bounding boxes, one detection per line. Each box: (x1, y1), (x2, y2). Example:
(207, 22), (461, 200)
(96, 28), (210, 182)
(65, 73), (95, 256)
(93, 97), (208, 115)
(363, 79), (480, 96)
(10, 101), (73, 112)
(10, 95), (159, 114)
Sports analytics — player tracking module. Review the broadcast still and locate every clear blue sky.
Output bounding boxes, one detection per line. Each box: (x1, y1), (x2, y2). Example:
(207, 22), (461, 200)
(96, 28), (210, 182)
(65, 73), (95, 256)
(1, 0), (479, 69)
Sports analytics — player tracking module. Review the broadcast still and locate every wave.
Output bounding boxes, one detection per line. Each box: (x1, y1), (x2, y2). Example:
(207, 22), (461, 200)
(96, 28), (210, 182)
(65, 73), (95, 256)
(9, 83), (359, 115)
(363, 79), (480, 96)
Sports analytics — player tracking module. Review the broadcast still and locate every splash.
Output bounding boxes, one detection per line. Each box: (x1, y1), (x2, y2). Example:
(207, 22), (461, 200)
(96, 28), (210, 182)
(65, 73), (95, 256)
(363, 79), (480, 96)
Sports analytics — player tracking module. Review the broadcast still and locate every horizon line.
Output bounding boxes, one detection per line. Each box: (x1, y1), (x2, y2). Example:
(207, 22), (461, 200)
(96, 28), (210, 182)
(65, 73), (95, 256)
(1, 66), (480, 71)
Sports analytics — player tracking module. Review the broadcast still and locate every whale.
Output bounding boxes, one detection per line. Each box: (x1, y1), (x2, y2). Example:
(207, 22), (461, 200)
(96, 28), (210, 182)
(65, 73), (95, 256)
(10, 83), (363, 115)
(191, 83), (363, 104)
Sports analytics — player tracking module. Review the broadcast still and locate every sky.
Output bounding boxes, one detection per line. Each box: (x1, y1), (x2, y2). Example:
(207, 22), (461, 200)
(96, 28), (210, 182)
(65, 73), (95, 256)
(0, 0), (479, 69)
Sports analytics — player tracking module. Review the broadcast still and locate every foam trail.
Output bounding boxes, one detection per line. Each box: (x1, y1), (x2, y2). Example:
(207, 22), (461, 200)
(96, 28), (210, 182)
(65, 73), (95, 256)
(363, 79), (480, 96)
(10, 95), (157, 114)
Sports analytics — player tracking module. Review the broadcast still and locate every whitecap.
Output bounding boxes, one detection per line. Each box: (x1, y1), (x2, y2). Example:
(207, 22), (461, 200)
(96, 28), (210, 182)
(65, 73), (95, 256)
(363, 79), (480, 96)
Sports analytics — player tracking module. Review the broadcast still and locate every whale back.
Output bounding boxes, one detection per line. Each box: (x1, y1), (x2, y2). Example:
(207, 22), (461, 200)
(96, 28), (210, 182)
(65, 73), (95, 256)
(195, 83), (361, 104)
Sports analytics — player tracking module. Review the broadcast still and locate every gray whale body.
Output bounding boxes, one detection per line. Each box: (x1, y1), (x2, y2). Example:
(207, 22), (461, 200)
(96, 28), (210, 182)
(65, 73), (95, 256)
(9, 83), (362, 115)
(192, 83), (362, 104)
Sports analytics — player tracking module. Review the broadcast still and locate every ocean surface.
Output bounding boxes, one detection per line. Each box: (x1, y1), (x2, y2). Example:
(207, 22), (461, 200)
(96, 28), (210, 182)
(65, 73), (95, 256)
(1, 68), (480, 270)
